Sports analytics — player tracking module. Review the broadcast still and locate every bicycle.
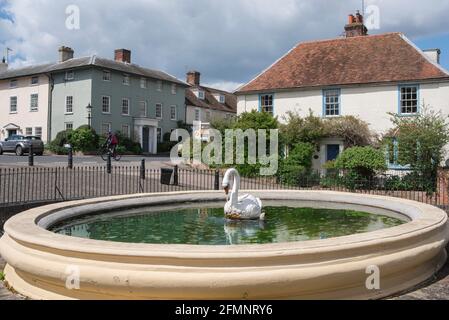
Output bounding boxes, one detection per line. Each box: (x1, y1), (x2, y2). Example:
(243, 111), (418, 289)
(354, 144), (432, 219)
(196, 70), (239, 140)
(99, 145), (122, 162)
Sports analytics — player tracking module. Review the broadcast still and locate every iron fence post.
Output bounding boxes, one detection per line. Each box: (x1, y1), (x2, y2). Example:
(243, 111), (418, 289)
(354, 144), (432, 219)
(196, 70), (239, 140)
(28, 145), (34, 167)
(107, 153), (112, 174)
(174, 165), (179, 186)
(214, 170), (220, 190)
(68, 147), (73, 169)
(140, 159), (146, 180)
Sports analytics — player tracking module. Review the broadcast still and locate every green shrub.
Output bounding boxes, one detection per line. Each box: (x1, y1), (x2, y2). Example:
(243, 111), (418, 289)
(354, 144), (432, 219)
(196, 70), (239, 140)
(335, 146), (387, 178)
(387, 106), (449, 187)
(0, 271), (4, 281)
(278, 143), (315, 186)
(116, 132), (142, 154)
(70, 127), (99, 152)
(46, 130), (73, 155)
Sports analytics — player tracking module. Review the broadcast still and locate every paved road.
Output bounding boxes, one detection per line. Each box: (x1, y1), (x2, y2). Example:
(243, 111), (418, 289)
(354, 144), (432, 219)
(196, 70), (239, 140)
(0, 154), (173, 168)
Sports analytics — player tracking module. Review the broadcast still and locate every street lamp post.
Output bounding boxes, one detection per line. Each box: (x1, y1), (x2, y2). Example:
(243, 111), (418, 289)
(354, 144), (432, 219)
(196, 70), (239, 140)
(86, 103), (93, 129)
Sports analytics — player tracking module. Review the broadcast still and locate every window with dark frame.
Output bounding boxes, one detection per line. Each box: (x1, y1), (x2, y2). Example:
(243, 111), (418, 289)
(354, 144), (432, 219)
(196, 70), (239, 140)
(34, 127), (42, 138)
(121, 125), (130, 138)
(103, 71), (111, 81)
(400, 86), (419, 114)
(10, 96), (17, 113)
(102, 96), (111, 113)
(65, 123), (74, 131)
(170, 105), (177, 120)
(65, 71), (74, 81)
(123, 74), (130, 85)
(139, 101), (147, 117)
(323, 89), (340, 116)
(30, 94), (39, 111)
(66, 96), (73, 114)
(31, 76), (39, 85)
(122, 98), (130, 115)
(156, 103), (162, 119)
(10, 79), (18, 88)
(260, 94), (274, 114)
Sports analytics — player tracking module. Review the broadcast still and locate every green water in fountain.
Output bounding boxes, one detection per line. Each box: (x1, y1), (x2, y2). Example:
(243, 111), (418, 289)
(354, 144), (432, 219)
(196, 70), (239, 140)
(51, 205), (405, 245)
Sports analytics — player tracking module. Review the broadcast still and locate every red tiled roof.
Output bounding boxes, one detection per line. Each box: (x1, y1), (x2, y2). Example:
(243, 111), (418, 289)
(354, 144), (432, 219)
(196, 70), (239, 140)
(236, 33), (449, 94)
(186, 86), (237, 113)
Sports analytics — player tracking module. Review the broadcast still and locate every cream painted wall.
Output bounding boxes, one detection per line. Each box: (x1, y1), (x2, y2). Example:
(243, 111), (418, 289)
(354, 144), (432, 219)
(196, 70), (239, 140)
(237, 81), (449, 136)
(0, 75), (50, 142)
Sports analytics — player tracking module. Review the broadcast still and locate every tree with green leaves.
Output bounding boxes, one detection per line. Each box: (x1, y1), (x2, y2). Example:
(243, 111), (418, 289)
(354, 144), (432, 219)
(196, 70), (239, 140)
(388, 107), (449, 181)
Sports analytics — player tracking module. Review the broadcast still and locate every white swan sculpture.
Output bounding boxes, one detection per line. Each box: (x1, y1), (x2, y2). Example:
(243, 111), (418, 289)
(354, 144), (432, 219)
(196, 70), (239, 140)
(222, 168), (265, 221)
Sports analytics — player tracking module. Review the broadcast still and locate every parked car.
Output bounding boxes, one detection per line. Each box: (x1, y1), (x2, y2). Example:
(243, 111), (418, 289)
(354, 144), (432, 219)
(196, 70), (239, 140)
(0, 135), (45, 156)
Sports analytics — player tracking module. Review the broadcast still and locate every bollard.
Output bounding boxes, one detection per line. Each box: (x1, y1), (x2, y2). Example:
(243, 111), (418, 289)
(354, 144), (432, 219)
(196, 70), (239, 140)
(173, 165), (179, 186)
(107, 152), (112, 174)
(28, 145), (34, 167)
(140, 159), (146, 180)
(214, 170), (220, 190)
(68, 147), (73, 169)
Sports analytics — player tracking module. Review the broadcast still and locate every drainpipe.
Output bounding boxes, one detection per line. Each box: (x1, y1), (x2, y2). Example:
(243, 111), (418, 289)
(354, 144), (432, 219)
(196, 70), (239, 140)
(46, 73), (55, 142)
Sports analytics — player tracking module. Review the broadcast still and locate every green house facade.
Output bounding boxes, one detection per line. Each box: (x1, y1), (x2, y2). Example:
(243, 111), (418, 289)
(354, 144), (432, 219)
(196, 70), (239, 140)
(49, 48), (188, 154)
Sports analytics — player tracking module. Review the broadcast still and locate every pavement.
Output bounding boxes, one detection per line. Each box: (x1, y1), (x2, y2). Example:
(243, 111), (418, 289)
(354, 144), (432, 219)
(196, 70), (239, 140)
(0, 154), (174, 169)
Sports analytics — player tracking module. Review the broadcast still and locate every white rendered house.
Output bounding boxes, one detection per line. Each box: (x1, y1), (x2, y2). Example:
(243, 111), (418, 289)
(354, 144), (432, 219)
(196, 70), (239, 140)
(235, 13), (449, 172)
(0, 61), (51, 142)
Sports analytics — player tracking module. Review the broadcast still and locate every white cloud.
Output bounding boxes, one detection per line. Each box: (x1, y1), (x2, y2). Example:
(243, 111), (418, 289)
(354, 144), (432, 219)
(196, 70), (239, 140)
(1, 0), (448, 85)
(203, 81), (245, 92)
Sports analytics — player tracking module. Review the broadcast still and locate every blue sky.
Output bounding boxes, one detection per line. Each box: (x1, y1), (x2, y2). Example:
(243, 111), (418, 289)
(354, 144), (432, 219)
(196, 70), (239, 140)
(1, 0), (449, 90)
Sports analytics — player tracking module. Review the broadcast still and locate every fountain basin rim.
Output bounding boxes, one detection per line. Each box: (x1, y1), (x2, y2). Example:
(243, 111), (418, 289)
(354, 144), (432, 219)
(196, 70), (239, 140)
(2, 190), (447, 259)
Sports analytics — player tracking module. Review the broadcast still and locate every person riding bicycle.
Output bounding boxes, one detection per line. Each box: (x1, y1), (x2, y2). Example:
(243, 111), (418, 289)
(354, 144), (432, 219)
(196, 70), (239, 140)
(106, 131), (119, 156)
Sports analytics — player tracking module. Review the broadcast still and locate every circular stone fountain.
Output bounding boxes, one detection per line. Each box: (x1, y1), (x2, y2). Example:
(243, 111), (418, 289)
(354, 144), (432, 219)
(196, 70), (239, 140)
(0, 190), (448, 300)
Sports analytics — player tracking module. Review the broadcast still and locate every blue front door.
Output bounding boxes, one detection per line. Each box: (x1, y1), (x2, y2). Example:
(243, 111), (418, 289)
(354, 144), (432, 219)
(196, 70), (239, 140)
(327, 145), (340, 161)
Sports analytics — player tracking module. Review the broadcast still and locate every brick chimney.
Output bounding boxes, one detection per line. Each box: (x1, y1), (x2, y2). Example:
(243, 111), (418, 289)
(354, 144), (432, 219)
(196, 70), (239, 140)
(344, 11), (368, 38)
(59, 46), (74, 63)
(186, 71), (201, 86)
(114, 49), (131, 64)
(423, 49), (441, 64)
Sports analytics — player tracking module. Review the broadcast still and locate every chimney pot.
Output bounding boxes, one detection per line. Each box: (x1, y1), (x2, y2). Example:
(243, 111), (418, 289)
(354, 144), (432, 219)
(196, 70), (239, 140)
(348, 14), (356, 24)
(115, 49), (131, 64)
(58, 46), (74, 63)
(187, 71), (201, 86)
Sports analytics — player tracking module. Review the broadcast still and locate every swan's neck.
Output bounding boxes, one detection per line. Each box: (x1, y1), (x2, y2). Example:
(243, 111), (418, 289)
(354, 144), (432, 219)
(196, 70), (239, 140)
(230, 170), (240, 206)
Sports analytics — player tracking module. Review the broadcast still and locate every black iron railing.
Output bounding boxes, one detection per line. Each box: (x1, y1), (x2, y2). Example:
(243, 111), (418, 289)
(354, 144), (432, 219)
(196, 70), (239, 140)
(0, 165), (448, 210)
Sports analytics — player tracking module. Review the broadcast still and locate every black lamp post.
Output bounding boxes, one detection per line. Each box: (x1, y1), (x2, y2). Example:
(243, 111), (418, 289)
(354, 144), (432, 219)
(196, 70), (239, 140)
(86, 103), (93, 128)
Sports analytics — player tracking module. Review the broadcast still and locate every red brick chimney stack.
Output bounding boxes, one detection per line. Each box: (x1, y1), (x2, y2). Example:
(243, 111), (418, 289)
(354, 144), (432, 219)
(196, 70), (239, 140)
(344, 11), (368, 38)
(114, 49), (131, 64)
(187, 71), (201, 86)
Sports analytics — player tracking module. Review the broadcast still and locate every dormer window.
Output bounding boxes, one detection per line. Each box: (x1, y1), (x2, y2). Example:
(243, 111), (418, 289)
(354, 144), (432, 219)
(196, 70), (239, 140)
(198, 90), (205, 100)
(219, 95), (225, 104)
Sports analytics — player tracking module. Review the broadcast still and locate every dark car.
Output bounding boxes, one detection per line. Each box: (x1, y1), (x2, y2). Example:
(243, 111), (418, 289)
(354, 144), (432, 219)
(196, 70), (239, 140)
(0, 135), (45, 156)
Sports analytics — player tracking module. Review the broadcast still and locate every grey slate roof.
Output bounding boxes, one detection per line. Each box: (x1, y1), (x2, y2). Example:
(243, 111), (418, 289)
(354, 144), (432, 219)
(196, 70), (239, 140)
(0, 56), (189, 86)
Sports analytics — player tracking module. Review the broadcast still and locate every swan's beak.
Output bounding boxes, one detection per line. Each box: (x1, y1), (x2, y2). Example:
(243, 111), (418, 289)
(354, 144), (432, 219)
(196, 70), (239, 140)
(224, 186), (229, 195)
